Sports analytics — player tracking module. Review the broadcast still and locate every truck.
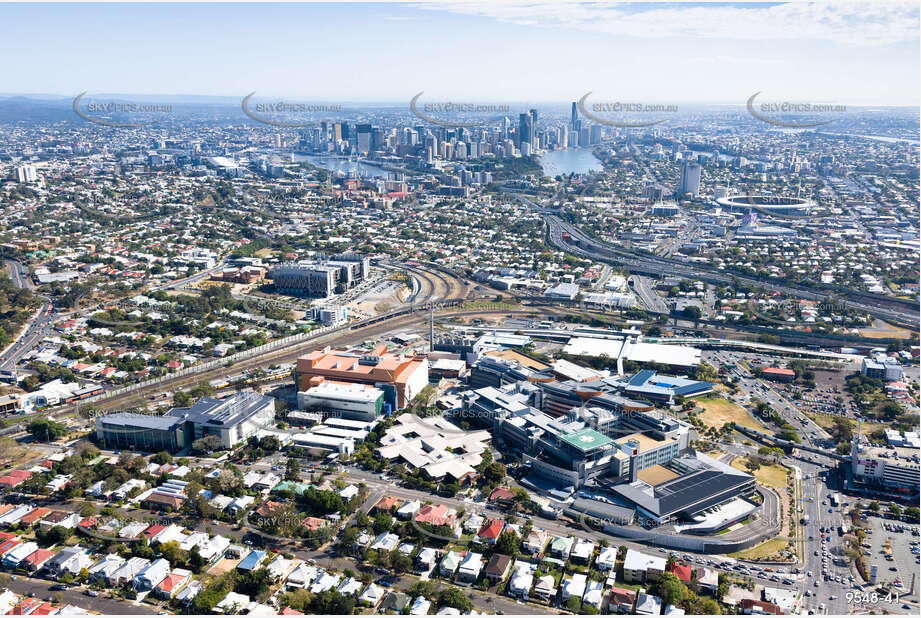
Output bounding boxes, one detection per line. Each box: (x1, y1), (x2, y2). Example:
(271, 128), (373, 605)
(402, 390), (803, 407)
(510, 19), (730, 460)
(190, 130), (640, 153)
(830, 493), (841, 507)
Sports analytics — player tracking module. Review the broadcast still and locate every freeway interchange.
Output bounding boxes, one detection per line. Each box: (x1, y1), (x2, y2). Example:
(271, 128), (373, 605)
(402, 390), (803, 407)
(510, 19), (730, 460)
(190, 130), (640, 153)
(511, 192), (919, 331)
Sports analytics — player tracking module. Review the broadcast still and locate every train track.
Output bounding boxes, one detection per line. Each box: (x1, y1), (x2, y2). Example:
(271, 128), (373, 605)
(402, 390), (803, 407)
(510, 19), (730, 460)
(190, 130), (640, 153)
(67, 304), (541, 414)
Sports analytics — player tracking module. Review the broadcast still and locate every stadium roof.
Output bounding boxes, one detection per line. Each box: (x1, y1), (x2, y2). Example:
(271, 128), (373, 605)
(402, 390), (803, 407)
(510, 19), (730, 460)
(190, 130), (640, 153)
(610, 454), (753, 518)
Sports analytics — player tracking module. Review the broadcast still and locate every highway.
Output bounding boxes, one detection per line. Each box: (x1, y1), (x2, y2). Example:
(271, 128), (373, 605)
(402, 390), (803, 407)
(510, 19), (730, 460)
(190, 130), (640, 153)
(515, 191), (918, 329)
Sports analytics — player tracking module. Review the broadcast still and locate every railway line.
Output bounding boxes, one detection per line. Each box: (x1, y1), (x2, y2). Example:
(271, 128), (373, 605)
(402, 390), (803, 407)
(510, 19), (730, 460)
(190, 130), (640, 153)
(62, 303), (541, 415)
(55, 264), (478, 415)
(532, 202), (918, 330)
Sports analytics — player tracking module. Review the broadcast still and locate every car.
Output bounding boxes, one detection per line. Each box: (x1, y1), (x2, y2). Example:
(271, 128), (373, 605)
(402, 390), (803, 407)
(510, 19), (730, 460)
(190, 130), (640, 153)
(50, 585), (68, 591)
(889, 566), (898, 571)
(830, 595), (837, 600)
(86, 591), (99, 597)
(658, 548), (666, 553)
(814, 581), (820, 587)
(9, 576), (15, 581)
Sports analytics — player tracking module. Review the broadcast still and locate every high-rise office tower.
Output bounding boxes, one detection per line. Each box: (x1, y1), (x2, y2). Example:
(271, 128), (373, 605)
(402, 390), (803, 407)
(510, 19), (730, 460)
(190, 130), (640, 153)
(571, 102), (578, 128)
(356, 124), (372, 154)
(529, 109), (538, 148)
(678, 160), (702, 197)
(590, 124), (602, 145)
(518, 113), (532, 149)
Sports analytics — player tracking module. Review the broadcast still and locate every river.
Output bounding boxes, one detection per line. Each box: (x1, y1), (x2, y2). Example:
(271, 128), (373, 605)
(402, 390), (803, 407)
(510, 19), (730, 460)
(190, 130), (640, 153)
(539, 148), (602, 176)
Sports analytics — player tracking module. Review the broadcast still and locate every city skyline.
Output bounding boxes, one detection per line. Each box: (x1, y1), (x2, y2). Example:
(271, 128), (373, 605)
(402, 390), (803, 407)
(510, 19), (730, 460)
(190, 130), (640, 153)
(0, 1), (918, 105)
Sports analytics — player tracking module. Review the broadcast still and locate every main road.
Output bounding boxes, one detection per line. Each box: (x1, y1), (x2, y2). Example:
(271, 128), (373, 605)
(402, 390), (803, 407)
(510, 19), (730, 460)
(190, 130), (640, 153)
(513, 191), (918, 330)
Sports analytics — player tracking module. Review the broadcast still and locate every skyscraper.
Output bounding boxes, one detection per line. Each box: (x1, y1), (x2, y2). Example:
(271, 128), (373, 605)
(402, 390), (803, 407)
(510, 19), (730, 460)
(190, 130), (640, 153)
(678, 160), (702, 197)
(356, 124), (372, 154)
(571, 102), (578, 127)
(529, 109), (538, 148)
(518, 113), (532, 150)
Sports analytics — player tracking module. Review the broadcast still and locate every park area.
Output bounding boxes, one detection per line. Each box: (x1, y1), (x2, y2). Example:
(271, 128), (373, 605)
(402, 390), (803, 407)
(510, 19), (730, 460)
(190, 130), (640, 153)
(730, 456), (788, 489)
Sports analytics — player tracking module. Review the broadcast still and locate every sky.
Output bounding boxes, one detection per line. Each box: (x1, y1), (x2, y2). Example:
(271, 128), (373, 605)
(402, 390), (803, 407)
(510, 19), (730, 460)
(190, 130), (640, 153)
(0, 1), (918, 105)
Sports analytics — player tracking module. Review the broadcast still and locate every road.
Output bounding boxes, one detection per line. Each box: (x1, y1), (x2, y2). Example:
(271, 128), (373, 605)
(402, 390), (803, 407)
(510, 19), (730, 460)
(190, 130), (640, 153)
(4, 259), (33, 290)
(524, 192), (918, 329)
(1, 575), (156, 614)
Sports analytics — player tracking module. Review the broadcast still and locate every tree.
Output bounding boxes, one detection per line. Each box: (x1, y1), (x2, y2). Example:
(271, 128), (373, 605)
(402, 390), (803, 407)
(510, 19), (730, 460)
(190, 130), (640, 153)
(389, 550), (412, 574)
(373, 512), (393, 534)
(235, 567), (273, 600)
(653, 573), (687, 607)
(26, 418), (67, 441)
(78, 502), (97, 517)
(285, 457), (300, 481)
(438, 587), (473, 611)
(192, 434), (223, 454)
(495, 529), (520, 556)
(151, 450), (173, 465)
(480, 461), (506, 486)
(258, 502), (304, 538)
(888, 504), (902, 519)
(258, 435), (281, 453)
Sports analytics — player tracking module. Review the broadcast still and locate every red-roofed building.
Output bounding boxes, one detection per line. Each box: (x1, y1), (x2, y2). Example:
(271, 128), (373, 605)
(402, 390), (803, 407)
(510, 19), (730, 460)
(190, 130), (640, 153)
(740, 599), (784, 614)
(29, 602), (56, 615)
(8, 598), (42, 615)
(0, 538), (21, 556)
(141, 524), (165, 541)
(372, 496), (401, 514)
(761, 368), (795, 383)
(279, 608), (304, 615)
(155, 571), (192, 599)
(0, 469), (31, 489)
(668, 562), (693, 583)
(414, 504), (456, 527)
(79, 517), (98, 528)
(488, 487), (516, 509)
(21, 548), (54, 573)
(605, 587), (636, 613)
(255, 501), (283, 519)
(19, 507), (51, 525)
(475, 519), (505, 545)
(302, 517), (326, 531)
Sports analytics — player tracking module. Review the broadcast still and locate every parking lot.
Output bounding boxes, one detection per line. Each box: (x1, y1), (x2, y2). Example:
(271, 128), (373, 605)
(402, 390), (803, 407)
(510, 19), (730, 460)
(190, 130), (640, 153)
(864, 514), (920, 603)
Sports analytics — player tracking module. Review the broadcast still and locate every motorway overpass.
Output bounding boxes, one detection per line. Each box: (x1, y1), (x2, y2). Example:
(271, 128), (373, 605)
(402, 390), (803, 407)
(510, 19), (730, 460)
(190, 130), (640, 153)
(513, 192), (917, 330)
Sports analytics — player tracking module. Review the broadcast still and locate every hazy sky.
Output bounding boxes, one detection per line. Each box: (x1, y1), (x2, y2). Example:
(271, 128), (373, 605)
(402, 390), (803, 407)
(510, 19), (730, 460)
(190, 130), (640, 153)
(1, 1), (918, 105)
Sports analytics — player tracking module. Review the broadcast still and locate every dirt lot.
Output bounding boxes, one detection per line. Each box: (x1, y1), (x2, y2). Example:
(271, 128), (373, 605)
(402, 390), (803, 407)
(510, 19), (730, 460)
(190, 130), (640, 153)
(696, 396), (769, 431)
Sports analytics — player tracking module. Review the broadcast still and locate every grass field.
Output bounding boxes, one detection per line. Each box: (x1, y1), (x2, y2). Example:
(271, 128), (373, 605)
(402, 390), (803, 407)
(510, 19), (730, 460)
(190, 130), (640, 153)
(730, 538), (789, 560)
(731, 457), (788, 489)
(807, 412), (888, 435)
(696, 396), (768, 431)
(859, 324), (916, 339)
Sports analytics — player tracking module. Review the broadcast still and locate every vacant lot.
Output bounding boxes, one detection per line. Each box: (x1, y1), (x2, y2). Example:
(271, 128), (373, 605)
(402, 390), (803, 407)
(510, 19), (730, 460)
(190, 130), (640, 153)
(696, 396), (768, 431)
(731, 457), (788, 489)
(730, 538), (789, 561)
